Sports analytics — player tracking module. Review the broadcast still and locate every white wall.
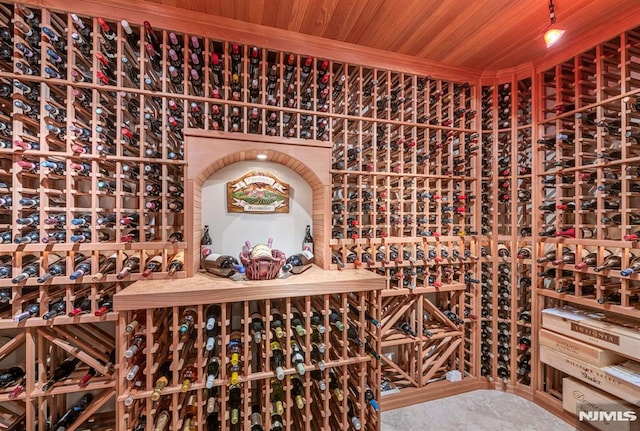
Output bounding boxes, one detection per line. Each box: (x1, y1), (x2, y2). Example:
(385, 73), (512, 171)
(201, 160), (313, 258)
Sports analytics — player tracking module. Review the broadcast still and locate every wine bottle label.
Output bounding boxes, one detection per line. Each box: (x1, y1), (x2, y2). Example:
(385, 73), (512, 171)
(582, 228), (594, 238)
(47, 254), (64, 265)
(148, 255), (163, 264)
(170, 251), (184, 263)
(201, 245), (212, 258)
(204, 252), (221, 262)
(303, 241), (313, 253)
(300, 250), (314, 260)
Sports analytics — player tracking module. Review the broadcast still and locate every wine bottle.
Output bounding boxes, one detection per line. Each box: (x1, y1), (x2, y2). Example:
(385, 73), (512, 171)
(205, 355), (220, 389)
(92, 252), (128, 281)
(179, 307), (198, 335)
(594, 254), (622, 272)
(518, 334), (531, 351)
(168, 251), (184, 275)
(201, 254), (241, 277)
(117, 253), (147, 279)
(290, 339), (306, 375)
(283, 250), (314, 274)
(497, 244), (510, 261)
(11, 255), (40, 284)
(42, 357), (80, 391)
(398, 321), (417, 337)
(35, 254), (67, 283)
(554, 227), (594, 238)
(69, 257), (95, 280)
(347, 324), (364, 348)
(302, 225), (313, 253)
(229, 384), (242, 425)
(68, 296), (91, 316)
(151, 359), (172, 401)
(227, 308), (242, 384)
(329, 308), (344, 331)
(621, 255), (640, 276)
(52, 393), (94, 431)
(536, 247), (568, 264)
(271, 378), (285, 416)
(201, 225), (213, 259)
(95, 295), (113, 316)
(43, 299), (66, 320)
(250, 312), (264, 343)
(180, 364), (197, 392)
(329, 369), (344, 401)
(290, 307), (306, 336)
(124, 311), (145, 334)
(310, 309), (326, 333)
(270, 340), (286, 380)
(153, 399), (172, 431)
(125, 334), (146, 358)
(0, 366), (25, 388)
(142, 254), (163, 277)
(202, 305), (220, 333)
(348, 399), (362, 430)
(181, 393), (198, 431)
(348, 303), (380, 328)
(271, 307), (285, 338)
(290, 375), (305, 410)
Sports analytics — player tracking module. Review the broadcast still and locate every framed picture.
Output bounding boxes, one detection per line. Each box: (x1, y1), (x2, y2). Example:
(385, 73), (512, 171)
(227, 170), (290, 213)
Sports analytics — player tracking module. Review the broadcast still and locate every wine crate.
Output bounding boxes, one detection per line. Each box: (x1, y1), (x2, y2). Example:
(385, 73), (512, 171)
(540, 346), (640, 407)
(562, 377), (640, 431)
(542, 307), (640, 361)
(540, 328), (625, 367)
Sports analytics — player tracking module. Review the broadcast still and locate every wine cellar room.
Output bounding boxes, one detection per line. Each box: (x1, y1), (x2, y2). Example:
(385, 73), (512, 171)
(2, 0), (640, 430)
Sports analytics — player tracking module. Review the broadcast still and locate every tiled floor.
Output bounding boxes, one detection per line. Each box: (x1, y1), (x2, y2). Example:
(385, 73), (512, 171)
(380, 389), (574, 431)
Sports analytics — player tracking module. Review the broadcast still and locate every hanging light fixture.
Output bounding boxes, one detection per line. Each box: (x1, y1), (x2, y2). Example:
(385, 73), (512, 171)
(544, 0), (565, 48)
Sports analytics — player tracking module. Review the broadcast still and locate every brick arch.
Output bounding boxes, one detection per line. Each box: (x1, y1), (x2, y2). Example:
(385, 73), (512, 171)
(193, 148), (324, 192)
(185, 134), (332, 275)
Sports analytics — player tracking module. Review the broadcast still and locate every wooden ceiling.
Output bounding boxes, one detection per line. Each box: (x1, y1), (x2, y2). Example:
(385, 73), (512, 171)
(144, 0), (640, 71)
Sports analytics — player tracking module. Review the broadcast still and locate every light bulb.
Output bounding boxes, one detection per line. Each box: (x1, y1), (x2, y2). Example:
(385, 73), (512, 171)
(544, 28), (565, 48)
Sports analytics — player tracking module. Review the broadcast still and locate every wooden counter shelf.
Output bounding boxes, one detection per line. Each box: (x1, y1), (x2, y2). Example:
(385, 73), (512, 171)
(113, 265), (385, 311)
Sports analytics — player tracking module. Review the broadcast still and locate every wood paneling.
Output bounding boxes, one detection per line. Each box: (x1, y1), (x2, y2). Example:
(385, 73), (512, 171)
(143, 0), (640, 70)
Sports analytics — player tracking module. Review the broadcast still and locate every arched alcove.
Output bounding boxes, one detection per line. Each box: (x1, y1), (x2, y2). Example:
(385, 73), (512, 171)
(184, 131), (332, 275)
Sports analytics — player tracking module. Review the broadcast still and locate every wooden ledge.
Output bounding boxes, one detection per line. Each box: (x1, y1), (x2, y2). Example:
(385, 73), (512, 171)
(113, 265), (384, 311)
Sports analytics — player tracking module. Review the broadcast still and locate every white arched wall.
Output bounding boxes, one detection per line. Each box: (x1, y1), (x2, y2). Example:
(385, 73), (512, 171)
(200, 160), (313, 257)
(184, 131), (332, 274)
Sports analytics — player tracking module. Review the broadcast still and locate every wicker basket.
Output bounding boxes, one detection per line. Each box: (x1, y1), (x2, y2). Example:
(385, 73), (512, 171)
(239, 249), (286, 280)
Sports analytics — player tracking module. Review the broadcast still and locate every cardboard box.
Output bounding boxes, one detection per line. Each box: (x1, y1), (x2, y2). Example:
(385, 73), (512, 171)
(540, 346), (640, 407)
(540, 328), (625, 367)
(542, 307), (640, 361)
(563, 378), (640, 431)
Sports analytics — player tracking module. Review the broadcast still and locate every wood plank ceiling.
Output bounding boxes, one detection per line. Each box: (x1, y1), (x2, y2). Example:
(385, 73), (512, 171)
(143, 0), (640, 71)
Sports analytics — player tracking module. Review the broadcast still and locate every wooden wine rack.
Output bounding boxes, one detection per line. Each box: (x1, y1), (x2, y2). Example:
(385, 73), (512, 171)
(530, 27), (640, 422)
(113, 267), (384, 431)
(475, 76), (536, 397)
(0, 0), (637, 429)
(0, 0), (485, 423)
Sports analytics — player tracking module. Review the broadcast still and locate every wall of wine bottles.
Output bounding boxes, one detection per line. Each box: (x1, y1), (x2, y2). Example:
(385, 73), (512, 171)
(113, 269), (383, 431)
(0, 0), (638, 428)
(326, 64), (481, 404)
(0, 0), (483, 414)
(532, 26), (640, 418)
(477, 77), (535, 393)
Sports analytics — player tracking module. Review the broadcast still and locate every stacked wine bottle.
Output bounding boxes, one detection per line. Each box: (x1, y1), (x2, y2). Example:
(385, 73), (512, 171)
(118, 285), (382, 431)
